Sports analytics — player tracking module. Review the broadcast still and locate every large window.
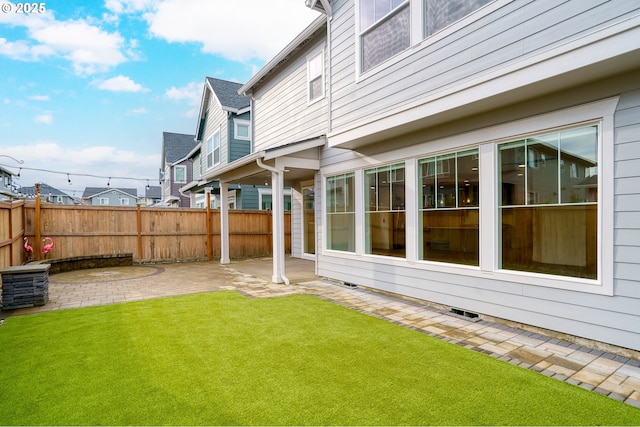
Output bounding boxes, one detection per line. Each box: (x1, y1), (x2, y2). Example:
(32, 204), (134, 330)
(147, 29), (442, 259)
(419, 149), (479, 265)
(326, 173), (356, 252)
(206, 129), (220, 169)
(499, 124), (598, 279)
(307, 50), (324, 102)
(365, 163), (405, 257)
(360, 0), (410, 72)
(424, 0), (493, 37)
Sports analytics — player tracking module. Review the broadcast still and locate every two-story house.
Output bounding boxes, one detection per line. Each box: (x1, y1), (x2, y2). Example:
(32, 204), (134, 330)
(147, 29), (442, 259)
(183, 77), (292, 210)
(204, 0), (640, 353)
(0, 166), (18, 201)
(160, 132), (197, 207)
(82, 187), (138, 206)
(20, 183), (77, 204)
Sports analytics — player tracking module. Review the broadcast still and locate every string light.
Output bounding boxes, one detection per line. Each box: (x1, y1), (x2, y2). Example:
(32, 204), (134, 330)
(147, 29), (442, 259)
(0, 163), (155, 187)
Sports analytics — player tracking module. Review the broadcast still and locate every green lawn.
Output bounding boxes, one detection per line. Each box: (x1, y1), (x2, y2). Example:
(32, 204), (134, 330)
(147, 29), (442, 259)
(0, 292), (639, 426)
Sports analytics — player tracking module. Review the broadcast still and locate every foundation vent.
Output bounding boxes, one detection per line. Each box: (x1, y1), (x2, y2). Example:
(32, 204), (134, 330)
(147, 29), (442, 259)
(450, 308), (480, 320)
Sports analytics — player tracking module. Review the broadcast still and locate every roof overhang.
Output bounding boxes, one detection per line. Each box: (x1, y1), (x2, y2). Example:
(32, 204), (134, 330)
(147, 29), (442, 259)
(329, 17), (640, 150)
(202, 135), (325, 186)
(239, 16), (326, 96)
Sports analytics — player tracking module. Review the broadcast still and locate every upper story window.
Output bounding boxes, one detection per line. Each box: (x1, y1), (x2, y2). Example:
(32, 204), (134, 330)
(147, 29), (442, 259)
(307, 50), (325, 102)
(360, 0), (410, 73)
(206, 129), (221, 169)
(233, 119), (250, 141)
(174, 165), (187, 183)
(99, 197), (109, 205)
(423, 0), (493, 38)
(359, 0), (495, 73)
(120, 198), (130, 206)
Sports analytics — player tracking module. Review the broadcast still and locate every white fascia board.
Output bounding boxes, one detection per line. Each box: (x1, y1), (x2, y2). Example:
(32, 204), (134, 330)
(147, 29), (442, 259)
(329, 16), (640, 149)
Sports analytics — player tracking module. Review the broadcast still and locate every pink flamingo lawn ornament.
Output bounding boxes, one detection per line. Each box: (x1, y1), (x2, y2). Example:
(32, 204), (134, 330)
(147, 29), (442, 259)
(23, 237), (33, 262)
(42, 237), (54, 258)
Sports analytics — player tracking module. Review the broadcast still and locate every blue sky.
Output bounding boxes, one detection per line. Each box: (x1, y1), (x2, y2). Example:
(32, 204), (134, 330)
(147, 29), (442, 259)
(0, 0), (319, 197)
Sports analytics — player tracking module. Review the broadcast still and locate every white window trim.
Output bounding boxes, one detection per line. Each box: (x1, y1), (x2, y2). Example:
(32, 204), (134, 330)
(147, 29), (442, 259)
(258, 188), (292, 210)
(321, 97), (618, 295)
(206, 128), (221, 170)
(233, 119), (251, 141)
(174, 165), (187, 184)
(99, 197), (109, 205)
(120, 198), (130, 206)
(307, 49), (325, 104)
(356, 0), (511, 81)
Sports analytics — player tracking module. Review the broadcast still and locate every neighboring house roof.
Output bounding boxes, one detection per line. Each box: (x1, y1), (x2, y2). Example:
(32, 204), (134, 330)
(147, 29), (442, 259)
(82, 187), (138, 199)
(0, 165), (16, 176)
(145, 185), (162, 199)
(162, 132), (197, 165)
(20, 183), (71, 198)
(206, 77), (250, 112)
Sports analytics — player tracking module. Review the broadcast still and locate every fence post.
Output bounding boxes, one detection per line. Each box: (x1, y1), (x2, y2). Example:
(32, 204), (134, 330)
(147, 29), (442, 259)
(136, 203), (142, 262)
(34, 183), (42, 259)
(206, 188), (212, 261)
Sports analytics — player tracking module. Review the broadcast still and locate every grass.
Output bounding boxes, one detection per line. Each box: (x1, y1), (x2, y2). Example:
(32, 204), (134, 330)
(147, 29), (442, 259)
(0, 291), (639, 426)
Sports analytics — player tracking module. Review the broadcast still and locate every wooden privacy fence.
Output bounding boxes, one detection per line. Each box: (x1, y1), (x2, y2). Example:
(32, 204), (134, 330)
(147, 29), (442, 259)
(4, 201), (290, 266)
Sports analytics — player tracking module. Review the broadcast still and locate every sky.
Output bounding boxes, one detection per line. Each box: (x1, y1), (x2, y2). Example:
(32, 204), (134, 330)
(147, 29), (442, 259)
(0, 0), (319, 198)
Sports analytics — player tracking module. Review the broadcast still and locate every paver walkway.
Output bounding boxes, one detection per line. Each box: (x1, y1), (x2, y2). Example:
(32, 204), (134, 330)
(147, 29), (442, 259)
(2, 257), (640, 408)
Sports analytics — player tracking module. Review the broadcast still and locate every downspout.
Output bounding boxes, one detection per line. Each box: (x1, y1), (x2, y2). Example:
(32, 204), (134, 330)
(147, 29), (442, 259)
(256, 157), (290, 285)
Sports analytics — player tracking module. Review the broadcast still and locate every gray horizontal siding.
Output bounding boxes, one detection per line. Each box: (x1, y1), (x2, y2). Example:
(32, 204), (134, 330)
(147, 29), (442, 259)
(330, 0), (640, 131)
(253, 34), (328, 151)
(316, 83), (640, 351)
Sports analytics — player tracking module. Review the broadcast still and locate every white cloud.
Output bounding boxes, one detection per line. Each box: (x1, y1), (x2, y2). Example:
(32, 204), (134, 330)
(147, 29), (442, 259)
(0, 5), (131, 76)
(35, 113), (53, 124)
(165, 81), (202, 105)
(129, 107), (147, 114)
(117, 0), (319, 63)
(95, 75), (149, 92)
(29, 95), (50, 101)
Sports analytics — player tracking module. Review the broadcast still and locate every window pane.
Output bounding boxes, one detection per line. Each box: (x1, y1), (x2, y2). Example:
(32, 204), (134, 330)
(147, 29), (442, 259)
(560, 126), (598, 203)
(237, 124), (249, 138)
(362, 4), (410, 72)
(501, 205), (597, 279)
(436, 154), (456, 208)
(310, 76), (322, 100)
(527, 133), (559, 205)
(419, 158), (436, 209)
(421, 209), (479, 265)
(499, 141), (526, 206)
(365, 164), (405, 257)
(326, 173), (355, 252)
(425, 0), (492, 36)
(457, 150), (479, 207)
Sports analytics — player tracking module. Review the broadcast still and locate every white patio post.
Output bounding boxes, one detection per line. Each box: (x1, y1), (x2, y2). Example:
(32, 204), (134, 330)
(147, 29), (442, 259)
(219, 182), (230, 264)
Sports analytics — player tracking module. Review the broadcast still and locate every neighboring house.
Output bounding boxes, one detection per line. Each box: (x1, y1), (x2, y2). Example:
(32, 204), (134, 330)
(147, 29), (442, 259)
(182, 77), (290, 210)
(141, 185), (162, 206)
(0, 166), (18, 201)
(19, 183), (77, 204)
(82, 187), (138, 206)
(199, 0), (640, 353)
(160, 132), (197, 207)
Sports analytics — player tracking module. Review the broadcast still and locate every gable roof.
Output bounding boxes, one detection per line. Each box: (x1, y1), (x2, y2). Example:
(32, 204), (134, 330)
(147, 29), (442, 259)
(162, 132), (197, 165)
(82, 187), (138, 199)
(206, 77), (250, 111)
(145, 185), (162, 199)
(20, 183), (71, 198)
